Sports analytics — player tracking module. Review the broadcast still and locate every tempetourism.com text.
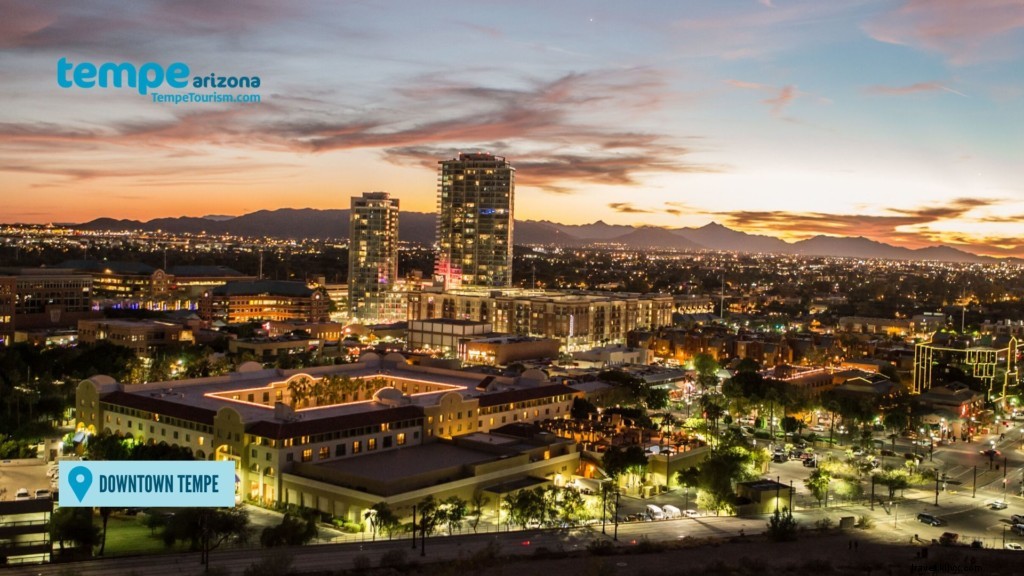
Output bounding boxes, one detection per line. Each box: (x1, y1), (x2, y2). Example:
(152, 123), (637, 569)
(152, 92), (260, 104)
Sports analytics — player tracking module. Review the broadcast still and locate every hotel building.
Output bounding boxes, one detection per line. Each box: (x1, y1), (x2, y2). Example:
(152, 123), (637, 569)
(76, 352), (579, 523)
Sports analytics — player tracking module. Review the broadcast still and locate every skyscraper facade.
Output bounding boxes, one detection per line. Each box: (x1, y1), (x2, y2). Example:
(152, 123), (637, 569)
(434, 153), (514, 288)
(348, 192), (400, 322)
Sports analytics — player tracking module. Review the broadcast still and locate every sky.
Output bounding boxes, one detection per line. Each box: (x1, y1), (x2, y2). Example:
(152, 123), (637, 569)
(1, 0), (1023, 257)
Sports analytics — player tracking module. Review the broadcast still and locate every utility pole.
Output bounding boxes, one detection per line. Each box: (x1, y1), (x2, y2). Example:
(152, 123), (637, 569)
(934, 473), (940, 506)
(973, 466), (977, 498)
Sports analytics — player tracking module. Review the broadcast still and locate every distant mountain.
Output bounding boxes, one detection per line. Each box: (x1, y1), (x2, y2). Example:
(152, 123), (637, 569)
(541, 220), (635, 240)
(202, 214), (236, 221)
(673, 222), (792, 254)
(72, 208), (1001, 263)
(78, 208), (439, 244)
(605, 226), (706, 250)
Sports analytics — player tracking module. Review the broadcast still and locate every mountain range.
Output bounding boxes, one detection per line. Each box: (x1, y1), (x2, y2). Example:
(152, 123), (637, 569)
(73, 208), (1000, 263)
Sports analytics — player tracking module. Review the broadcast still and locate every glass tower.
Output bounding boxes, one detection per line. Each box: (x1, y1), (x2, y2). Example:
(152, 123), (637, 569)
(348, 192), (400, 322)
(434, 153), (514, 288)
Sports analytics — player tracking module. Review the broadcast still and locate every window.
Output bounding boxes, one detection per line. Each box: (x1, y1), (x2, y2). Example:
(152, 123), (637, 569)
(396, 433), (406, 446)
(251, 449), (257, 458)
(353, 441), (362, 454)
(265, 452), (271, 461)
(263, 392), (270, 403)
(185, 434), (190, 442)
(318, 446), (329, 460)
(368, 438), (377, 451)
(383, 436), (392, 448)
(198, 436), (205, 446)
(301, 449), (313, 462)
(335, 444), (346, 456)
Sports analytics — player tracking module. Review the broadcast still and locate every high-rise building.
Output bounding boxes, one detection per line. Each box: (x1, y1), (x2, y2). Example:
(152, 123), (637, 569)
(435, 153), (514, 288)
(349, 192), (400, 322)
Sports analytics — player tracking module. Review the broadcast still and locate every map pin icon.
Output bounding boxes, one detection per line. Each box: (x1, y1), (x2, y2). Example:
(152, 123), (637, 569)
(69, 466), (93, 502)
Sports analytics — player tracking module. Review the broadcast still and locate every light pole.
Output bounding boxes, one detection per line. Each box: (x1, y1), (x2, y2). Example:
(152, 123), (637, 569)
(411, 505), (417, 550)
(613, 488), (621, 541)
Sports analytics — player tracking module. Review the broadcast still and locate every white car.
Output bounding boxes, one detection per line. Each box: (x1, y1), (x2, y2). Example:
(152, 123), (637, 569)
(662, 504), (682, 519)
(990, 500), (1008, 510)
(683, 509), (700, 518)
(14, 488), (31, 501)
(33, 489), (51, 500)
(1006, 543), (1023, 551)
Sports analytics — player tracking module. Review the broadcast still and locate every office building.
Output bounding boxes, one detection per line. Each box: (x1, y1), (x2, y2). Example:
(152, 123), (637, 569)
(348, 192), (401, 323)
(434, 153), (514, 289)
(0, 268), (98, 344)
(407, 287), (673, 352)
(199, 280), (329, 324)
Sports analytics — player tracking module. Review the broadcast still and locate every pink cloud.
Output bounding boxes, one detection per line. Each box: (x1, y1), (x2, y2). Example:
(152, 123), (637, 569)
(866, 81), (967, 97)
(865, 0), (1024, 64)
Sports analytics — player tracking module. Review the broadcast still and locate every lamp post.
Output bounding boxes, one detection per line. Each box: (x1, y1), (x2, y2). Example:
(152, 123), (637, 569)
(411, 505), (417, 549)
(613, 488), (621, 542)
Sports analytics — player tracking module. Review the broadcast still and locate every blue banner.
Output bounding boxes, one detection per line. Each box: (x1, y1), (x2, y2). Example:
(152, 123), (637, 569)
(58, 461), (236, 507)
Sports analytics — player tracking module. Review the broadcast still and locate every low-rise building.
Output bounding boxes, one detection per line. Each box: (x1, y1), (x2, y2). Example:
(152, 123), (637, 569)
(407, 318), (492, 358)
(465, 335), (561, 366)
(78, 319), (193, 356)
(199, 281), (329, 324)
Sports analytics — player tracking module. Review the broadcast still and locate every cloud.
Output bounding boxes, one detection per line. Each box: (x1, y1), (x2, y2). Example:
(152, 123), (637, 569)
(763, 85), (798, 115)
(609, 203), (653, 214)
(713, 197), (1016, 254)
(866, 81), (968, 97)
(726, 80), (802, 116)
(864, 0), (1024, 65)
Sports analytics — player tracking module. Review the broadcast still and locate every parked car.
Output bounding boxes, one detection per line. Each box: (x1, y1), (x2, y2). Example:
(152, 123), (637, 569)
(645, 504), (665, 520)
(683, 509), (700, 518)
(917, 512), (946, 526)
(880, 449), (896, 456)
(802, 457), (817, 468)
(1013, 524), (1024, 537)
(14, 488), (31, 501)
(662, 504), (681, 519)
(938, 532), (959, 546)
(1004, 543), (1022, 551)
(33, 489), (51, 499)
(989, 500), (1008, 510)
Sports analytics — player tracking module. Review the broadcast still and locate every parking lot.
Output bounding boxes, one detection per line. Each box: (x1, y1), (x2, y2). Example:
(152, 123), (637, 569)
(0, 460), (55, 501)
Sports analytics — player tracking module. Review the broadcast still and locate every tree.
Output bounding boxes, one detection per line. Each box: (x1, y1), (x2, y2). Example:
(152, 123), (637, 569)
(873, 468), (910, 500)
(780, 416), (801, 435)
(163, 507), (251, 571)
(467, 491), (490, 533)
(804, 468), (832, 508)
(438, 495), (468, 536)
(260, 510), (317, 547)
(50, 507), (101, 553)
(570, 397), (598, 420)
(602, 445), (649, 490)
(766, 507), (798, 541)
(693, 353), (719, 392)
(364, 501), (400, 541)
(415, 496), (441, 556)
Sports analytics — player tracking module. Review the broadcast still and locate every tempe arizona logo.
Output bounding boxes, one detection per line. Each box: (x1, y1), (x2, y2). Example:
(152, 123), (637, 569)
(56, 58), (262, 104)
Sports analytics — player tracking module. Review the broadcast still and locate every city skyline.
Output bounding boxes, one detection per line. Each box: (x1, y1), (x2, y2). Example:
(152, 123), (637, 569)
(2, 1), (1023, 256)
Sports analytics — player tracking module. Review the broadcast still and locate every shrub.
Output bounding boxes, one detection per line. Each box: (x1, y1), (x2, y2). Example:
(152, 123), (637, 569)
(380, 548), (408, 569)
(587, 539), (615, 555)
(353, 555), (372, 570)
(858, 515), (874, 529)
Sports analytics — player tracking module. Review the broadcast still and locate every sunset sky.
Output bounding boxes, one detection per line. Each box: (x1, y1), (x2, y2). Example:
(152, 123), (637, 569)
(2, 1), (1023, 256)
